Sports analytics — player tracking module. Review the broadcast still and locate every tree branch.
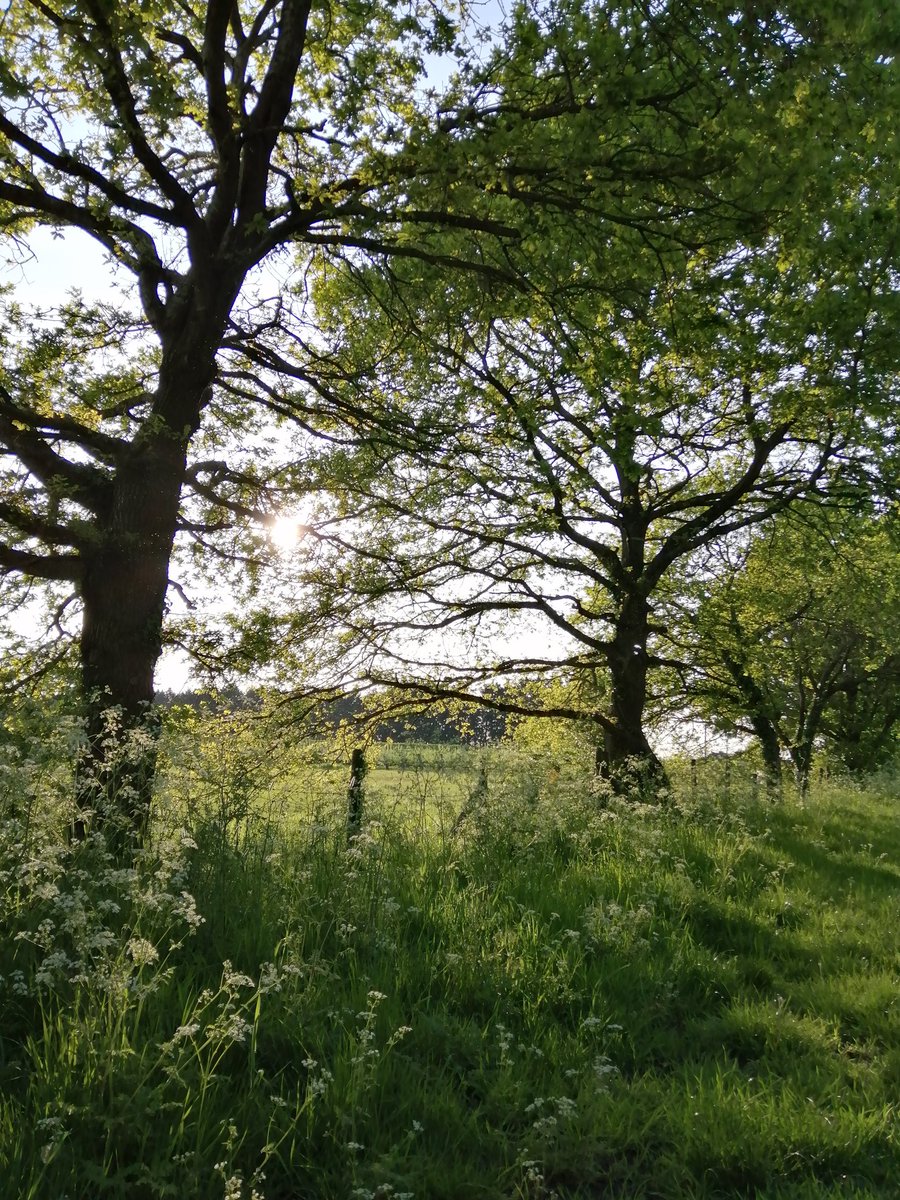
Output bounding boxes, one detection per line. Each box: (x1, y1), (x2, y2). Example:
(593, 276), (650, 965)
(0, 541), (82, 581)
(0, 387), (111, 512)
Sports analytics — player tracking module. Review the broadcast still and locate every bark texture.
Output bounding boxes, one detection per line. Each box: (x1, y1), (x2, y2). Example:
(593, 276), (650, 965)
(597, 593), (668, 797)
(75, 311), (227, 841)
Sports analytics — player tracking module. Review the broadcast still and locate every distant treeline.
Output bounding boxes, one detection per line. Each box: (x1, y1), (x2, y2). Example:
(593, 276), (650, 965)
(154, 687), (509, 745)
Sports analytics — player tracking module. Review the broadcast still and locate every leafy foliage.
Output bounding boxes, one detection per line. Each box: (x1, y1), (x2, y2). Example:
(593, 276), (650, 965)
(262, 1), (899, 781)
(0, 0), (537, 820)
(672, 507), (900, 788)
(0, 1), (898, 809)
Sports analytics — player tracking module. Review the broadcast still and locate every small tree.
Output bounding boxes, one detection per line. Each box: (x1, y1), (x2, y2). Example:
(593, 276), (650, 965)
(672, 508), (900, 793)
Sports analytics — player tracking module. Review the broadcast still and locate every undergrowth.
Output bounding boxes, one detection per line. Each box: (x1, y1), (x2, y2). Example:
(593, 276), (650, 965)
(0, 727), (897, 1199)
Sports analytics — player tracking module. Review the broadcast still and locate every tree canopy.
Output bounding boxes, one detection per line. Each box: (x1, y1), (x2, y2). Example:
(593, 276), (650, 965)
(670, 506), (900, 790)
(255, 1), (899, 788)
(0, 0), (525, 832)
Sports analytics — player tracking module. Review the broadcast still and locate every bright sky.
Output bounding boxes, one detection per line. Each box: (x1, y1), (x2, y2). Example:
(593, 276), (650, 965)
(3, 225), (111, 305)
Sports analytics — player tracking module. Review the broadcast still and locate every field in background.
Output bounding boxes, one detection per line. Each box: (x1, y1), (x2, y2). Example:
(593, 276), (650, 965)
(156, 721), (791, 837)
(1, 726), (898, 1198)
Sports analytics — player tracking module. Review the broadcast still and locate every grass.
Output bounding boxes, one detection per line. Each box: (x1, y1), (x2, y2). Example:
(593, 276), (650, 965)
(0, 732), (897, 1199)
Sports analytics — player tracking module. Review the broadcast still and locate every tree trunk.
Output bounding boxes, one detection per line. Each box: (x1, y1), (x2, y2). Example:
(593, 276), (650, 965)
(598, 594), (668, 797)
(720, 648), (783, 798)
(749, 713), (783, 798)
(790, 687), (832, 799)
(76, 436), (187, 842)
(74, 321), (221, 845)
(790, 737), (815, 798)
(346, 747), (367, 841)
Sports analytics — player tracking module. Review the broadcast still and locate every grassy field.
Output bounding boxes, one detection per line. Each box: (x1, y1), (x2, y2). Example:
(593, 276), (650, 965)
(0, 731), (897, 1199)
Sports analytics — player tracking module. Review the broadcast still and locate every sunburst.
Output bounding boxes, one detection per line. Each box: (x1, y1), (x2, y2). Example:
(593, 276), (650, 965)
(268, 514), (302, 551)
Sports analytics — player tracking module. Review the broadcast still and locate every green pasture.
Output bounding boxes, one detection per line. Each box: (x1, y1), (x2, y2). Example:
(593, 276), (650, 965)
(1, 727), (898, 1198)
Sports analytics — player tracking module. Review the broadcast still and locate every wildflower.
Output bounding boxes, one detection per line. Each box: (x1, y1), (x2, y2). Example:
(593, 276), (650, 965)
(258, 962), (281, 992)
(222, 1174), (243, 1200)
(127, 937), (159, 967)
(171, 1022), (201, 1042)
(223, 1014), (252, 1043)
(223, 961), (256, 990)
(35, 1116), (66, 1133)
(593, 1054), (620, 1092)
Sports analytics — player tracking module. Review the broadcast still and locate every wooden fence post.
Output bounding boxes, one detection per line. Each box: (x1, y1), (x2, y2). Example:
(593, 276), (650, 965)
(347, 747), (367, 841)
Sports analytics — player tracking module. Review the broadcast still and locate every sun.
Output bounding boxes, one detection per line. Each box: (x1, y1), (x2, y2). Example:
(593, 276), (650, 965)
(268, 514), (302, 552)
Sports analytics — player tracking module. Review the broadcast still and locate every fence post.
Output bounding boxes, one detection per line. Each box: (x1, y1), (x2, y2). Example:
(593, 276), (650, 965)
(347, 747), (367, 841)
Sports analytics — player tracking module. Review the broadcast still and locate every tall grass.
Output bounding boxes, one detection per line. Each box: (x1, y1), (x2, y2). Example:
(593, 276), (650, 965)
(1, 724), (897, 1198)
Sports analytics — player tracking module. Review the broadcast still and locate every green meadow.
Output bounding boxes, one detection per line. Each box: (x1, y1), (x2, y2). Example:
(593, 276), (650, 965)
(1, 725), (897, 1199)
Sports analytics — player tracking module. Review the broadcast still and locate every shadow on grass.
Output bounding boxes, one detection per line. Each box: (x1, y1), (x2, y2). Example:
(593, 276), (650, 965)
(770, 828), (900, 899)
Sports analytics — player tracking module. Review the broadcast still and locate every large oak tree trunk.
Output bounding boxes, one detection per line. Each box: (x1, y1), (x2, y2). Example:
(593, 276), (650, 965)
(76, 437), (188, 842)
(74, 316), (222, 844)
(597, 593), (667, 797)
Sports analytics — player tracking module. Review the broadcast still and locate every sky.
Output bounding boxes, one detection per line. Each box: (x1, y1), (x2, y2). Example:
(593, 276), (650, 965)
(3, 225), (110, 306)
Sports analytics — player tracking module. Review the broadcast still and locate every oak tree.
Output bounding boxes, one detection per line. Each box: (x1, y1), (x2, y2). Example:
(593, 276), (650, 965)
(278, 1), (899, 791)
(0, 0), (530, 834)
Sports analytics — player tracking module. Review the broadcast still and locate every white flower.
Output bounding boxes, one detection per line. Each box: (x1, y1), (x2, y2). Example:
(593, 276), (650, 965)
(127, 937), (159, 967)
(171, 1022), (201, 1042)
(258, 962), (281, 992)
(222, 961), (255, 990)
(224, 1014), (252, 1043)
